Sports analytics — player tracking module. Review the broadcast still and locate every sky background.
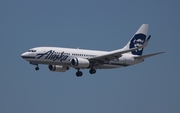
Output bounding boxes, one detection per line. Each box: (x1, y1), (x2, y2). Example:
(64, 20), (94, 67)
(0, 0), (179, 113)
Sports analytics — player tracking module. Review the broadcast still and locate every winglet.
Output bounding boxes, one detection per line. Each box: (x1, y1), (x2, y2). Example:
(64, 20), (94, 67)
(147, 35), (151, 41)
(142, 35), (151, 47)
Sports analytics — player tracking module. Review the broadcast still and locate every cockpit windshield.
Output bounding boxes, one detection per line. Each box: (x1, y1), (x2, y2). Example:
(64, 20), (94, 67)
(28, 49), (36, 52)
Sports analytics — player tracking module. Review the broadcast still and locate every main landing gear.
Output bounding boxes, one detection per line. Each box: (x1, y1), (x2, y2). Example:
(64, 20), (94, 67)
(76, 70), (83, 77)
(76, 68), (96, 77)
(89, 68), (96, 74)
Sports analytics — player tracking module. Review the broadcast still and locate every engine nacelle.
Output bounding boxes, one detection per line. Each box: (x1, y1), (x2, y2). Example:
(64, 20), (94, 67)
(71, 58), (90, 68)
(48, 65), (68, 72)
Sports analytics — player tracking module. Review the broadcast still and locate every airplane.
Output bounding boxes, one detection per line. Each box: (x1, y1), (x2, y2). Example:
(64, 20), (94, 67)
(21, 24), (164, 77)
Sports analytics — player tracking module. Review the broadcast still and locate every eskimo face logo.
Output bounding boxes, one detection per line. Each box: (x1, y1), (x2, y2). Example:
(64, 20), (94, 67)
(133, 39), (144, 52)
(130, 34), (146, 55)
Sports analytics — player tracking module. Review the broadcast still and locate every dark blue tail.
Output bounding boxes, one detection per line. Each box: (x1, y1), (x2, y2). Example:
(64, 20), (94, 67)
(130, 34), (146, 55)
(122, 24), (149, 56)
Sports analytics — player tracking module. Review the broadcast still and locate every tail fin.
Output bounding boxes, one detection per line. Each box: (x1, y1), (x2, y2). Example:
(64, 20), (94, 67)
(123, 24), (149, 56)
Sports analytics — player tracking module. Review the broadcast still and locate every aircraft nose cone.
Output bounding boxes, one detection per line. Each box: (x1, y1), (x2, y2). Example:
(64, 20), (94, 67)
(21, 52), (35, 59)
(21, 52), (27, 58)
(21, 53), (25, 58)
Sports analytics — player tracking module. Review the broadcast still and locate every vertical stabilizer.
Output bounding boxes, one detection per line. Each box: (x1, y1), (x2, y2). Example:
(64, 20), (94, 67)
(123, 24), (149, 55)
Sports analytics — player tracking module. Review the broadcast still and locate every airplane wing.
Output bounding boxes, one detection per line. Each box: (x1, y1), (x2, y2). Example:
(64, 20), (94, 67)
(89, 36), (151, 63)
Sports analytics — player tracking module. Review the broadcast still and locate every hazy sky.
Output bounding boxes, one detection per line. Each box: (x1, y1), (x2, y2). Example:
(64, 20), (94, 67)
(0, 0), (179, 113)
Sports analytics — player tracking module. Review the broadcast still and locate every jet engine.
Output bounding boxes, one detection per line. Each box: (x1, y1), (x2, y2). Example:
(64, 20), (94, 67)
(48, 65), (68, 72)
(71, 58), (90, 68)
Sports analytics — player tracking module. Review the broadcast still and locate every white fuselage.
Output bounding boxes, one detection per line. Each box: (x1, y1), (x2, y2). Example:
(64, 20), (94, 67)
(21, 24), (163, 76)
(21, 47), (143, 69)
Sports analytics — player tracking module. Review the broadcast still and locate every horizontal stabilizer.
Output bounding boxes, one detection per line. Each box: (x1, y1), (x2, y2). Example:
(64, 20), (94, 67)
(134, 52), (164, 59)
(89, 39), (151, 62)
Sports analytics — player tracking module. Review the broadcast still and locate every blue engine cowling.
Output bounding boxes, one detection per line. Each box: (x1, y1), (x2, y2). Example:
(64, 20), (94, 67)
(71, 58), (90, 68)
(48, 65), (69, 72)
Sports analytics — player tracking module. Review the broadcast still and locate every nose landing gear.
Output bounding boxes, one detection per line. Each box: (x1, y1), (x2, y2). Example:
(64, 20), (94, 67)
(30, 62), (39, 71)
(35, 66), (39, 71)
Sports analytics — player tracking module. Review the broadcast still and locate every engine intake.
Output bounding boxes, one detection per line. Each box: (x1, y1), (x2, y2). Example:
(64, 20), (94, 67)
(48, 65), (68, 72)
(71, 58), (90, 68)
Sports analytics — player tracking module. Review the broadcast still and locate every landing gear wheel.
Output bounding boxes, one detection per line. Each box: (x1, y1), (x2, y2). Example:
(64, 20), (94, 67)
(35, 67), (39, 71)
(89, 68), (96, 74)
(76, 71), (83, 77)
